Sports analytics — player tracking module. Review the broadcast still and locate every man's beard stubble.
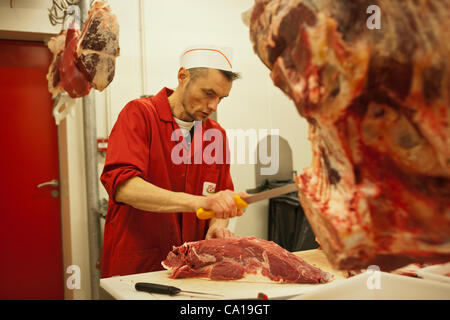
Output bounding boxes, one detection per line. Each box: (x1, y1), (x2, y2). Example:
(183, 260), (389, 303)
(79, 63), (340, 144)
(181, 85), (208, 123)
(180, 81), (197, 122)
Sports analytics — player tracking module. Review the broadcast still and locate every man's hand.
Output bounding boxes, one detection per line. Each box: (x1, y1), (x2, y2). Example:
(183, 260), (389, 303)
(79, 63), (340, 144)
(198, 190), (248, 219)
(205, 225), (235, 240)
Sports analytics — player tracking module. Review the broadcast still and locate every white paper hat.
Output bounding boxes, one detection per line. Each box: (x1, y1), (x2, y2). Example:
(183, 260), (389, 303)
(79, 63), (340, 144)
(180, 45), (234, 72)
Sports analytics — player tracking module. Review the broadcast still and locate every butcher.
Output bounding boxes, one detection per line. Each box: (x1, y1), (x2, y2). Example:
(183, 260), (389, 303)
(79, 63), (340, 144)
(100, 45), (246, 278)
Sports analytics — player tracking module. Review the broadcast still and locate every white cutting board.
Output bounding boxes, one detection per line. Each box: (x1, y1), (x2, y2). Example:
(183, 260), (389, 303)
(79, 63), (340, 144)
(100, 249), (345, 300)
(100, 270), (331, 300)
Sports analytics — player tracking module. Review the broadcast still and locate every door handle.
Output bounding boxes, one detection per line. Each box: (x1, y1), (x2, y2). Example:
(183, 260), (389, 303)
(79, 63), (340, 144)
(37, 179), (59, 188)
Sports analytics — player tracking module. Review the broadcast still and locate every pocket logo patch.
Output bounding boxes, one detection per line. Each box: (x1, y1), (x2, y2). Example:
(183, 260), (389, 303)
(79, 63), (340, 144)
(202, 181), (217, 195)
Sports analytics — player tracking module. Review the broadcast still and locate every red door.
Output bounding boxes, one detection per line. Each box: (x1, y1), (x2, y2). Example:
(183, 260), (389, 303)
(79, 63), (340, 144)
(0, 40), (64, 299)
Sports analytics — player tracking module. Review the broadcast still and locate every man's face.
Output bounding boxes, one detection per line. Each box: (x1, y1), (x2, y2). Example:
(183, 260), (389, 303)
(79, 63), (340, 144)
(180, 69), (232, 121)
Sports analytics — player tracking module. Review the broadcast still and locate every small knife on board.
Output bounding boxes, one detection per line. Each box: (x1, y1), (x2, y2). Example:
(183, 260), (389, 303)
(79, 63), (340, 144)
(135, 282), (224, 297)
(196, 183), (298, 220)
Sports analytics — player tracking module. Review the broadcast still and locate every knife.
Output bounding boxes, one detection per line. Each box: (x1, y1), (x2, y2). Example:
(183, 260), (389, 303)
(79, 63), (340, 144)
(135, 282), (224, 297)
(196, 183), (298, 220)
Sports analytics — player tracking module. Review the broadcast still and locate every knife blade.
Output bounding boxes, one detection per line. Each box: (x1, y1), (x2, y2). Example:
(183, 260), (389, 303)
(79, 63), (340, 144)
(135, 282), (224, 297)
(196, 183), (298, 220)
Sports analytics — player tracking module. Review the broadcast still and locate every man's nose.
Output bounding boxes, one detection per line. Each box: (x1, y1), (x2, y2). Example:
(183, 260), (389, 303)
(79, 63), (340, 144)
(207, 98), (220, 111)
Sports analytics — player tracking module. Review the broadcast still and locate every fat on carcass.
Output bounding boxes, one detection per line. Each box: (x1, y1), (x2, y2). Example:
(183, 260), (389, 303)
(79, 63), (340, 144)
(75, 0), (120, 91)
(248, 0), (450, 271)
(60, 24), (92, 98)
(46, 30), (66, 98)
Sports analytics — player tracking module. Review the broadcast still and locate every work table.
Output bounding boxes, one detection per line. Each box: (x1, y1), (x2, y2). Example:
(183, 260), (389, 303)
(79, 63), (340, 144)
(99, 249), (345, 300)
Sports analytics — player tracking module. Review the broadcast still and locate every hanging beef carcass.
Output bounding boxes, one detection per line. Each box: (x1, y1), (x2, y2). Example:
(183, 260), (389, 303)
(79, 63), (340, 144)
(46, 30), (66, 98)
(249, 0), (450, 271)
(60, 24), (93, 98)
(75, 1), (120, 92)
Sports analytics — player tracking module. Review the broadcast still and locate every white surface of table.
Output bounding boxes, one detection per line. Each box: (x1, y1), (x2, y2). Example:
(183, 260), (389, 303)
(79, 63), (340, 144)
(100, 249), (344, 300)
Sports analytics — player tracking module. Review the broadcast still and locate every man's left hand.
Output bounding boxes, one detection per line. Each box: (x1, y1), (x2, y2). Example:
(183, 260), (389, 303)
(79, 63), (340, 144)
(205, 225), (235, 240)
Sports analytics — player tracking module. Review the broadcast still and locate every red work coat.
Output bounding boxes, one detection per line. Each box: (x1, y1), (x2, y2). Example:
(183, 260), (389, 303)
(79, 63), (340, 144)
(100, 87), (234, 278)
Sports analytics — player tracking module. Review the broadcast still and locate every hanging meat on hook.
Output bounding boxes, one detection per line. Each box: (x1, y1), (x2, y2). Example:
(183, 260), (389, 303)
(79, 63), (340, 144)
(46, 0), (119, 98)
(248, 0), (450, 271)
(75, 0), (120, 91)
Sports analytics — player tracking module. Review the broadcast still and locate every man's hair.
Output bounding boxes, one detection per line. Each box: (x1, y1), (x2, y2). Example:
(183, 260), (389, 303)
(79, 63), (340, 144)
(219, 69), (241, 81)
(188, 67), (241, 82)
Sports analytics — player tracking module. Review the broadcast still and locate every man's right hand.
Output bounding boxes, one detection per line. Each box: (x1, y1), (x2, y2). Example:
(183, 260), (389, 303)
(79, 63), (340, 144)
(198, 190), (248, 219)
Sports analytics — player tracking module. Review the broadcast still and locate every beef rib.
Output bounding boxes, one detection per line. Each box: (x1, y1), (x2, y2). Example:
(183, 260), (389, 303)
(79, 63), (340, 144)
(248, 0), (450, 270)
(162, 237), (330, 284)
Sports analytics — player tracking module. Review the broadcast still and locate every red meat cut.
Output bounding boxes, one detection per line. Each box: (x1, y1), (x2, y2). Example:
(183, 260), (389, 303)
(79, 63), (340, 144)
(248, 0), (450, 271)
(60, 24), (92, 98)
(162, 237), (330, 284)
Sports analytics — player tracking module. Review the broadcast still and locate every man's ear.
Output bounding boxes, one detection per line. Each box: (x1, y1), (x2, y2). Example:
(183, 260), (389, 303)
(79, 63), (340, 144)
(178, 67), (190, 85)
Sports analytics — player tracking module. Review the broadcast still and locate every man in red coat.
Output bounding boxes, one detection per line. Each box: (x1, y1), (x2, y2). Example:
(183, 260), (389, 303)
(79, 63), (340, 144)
(100, 46), (246, 278)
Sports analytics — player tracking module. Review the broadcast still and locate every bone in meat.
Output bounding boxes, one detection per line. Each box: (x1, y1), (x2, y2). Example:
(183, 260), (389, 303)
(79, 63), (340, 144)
(249, 0), (450, 270)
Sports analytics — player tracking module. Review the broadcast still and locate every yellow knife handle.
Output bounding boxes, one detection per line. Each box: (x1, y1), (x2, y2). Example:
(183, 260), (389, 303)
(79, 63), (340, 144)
(234, 195), (249, 210)
(196, 195), (249, 220)
(196, 208), (215, 220)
